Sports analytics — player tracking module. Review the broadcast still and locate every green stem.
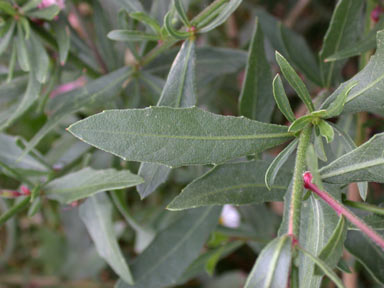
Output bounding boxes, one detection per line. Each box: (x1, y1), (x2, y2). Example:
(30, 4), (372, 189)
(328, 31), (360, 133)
(344, 200), (384, 216)
(288, 125), (312, 237)
(0, 196), (30, 227)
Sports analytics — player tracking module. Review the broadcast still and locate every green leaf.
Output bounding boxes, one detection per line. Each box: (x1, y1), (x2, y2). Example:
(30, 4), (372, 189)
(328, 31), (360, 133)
(16, 23), (30, 72)
(68, 107), (293, 167)
(79, 193), (134, 285)
(107, 30), (159, 42)
(239, 18), (274, 122)
(26, 5), (60, 20)
(320, 132), (384, 184)
(322, 31), (384, 115)
(345, 216), (384, 285)
(314, 216), (346, 275)
(288, 115), (313, 133)
(323, 82), (357, 118)
(44, 168), (143, 204)
(272, 74), (296, 123)
(244, 235), (292, 288)
(255, 9), (322, 86)
(319, 0), (364, 87)
(314, 132), (327, 162)
(138, 39), (197, 198)
(116, 207), (221, 288)
(318, 120), (334, 143)
(20, 0), (42, 13)
(0, 21), (15, 56)
(0, 73), (41, 131)
(306, 144), (323, 189)
(114, 0), (144, 13)
(21, 67), (132, 157)
(164, 9), (190, 40)
(0, 1), (16, 15)
(52, 15), (70, 65)
(30, 32), (49, 83)
(275, 51), (314, 112)
(167, 160), (291, 210)
(130, 12), (162, 35)
(174, 0), (190, 27)
(297, 246), (345, 288)
(198, 0), (242, 33)
(0, 133), (49, 175)
(265, 138), (298, 190)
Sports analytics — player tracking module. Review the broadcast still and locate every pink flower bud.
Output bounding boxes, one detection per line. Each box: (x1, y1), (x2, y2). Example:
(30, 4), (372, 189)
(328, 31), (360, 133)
(38, 0), (65, 10)
(20, 185), (31, 196)
(303, 171), (313, 189)
(371, 5), (382, 23)
(50, 76), (86, 98)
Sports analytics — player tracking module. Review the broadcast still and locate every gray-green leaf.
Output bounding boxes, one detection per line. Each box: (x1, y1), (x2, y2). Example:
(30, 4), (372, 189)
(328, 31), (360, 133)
(44, 167), (143, 204)
(167, 160), (291, 210)
(272, 74), (296, 123)
(108, 30), (159, 42)
(116, 207), (221, 288)
(244, 235), (292, 288)
(320, 133), (384, 183)
(79, 193), (134, 284)
(239, 18), (274, 122)
(68, 107), (293, 167)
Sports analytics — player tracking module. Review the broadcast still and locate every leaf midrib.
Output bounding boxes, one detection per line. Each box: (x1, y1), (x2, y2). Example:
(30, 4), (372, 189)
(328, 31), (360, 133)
(320, 158), (384, 179)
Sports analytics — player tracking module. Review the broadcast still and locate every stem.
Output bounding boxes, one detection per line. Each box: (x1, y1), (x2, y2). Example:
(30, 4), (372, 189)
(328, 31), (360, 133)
(0, 196), (31, 227)
(303, 172), (384, 250)
(343, 200), (384, 216)
(288, 125), (312, 237)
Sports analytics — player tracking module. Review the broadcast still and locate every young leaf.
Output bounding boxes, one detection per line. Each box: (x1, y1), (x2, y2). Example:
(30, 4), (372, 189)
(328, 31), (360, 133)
(30, 32), (49, 83)
(174, 0), (190, 27)
(138, 39), (197, 198)
(321, 31), (384, 115)
(239, 19), (275, 122)
(275, 51), (314, 112)
(314, 216), (346, 275)
(320, 133), (384, 184)
(116, 207), (221, 288)
(318, 120), (334, 143)
(115, 0), (144, 13)
(323, 81), (357, 118)
(297, 246), (346, 288)
(197, 0), (242, 33)
(265, 138), (298, 190)
(272, 74), (296, 123)
(288, 114), (313, 133)
(79, 193), (134, 285)
(164, 9), (190, 39)
(167, 160), (291, 210)
(44, 168), (143, 204)
(52, 15), (70, 65)
(319, 0), (364, 87)
(16, 24), (30, 72)
(26, 5), (60, 20)
(130, 12), (162, 35)
(244, 236), (292, 288)
(314, 132), (327, 162)
(108, 30), (159, 42)
(68, 107), (293, 168)
(21, 67), (132, 157)
(20, 0), (42, 13)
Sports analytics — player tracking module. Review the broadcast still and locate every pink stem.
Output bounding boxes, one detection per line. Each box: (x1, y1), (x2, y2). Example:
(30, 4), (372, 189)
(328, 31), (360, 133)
(303, 172), (384, 251)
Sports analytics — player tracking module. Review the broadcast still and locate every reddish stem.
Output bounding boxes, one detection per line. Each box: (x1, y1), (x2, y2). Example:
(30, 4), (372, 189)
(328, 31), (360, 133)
(303, 172), (384, 250)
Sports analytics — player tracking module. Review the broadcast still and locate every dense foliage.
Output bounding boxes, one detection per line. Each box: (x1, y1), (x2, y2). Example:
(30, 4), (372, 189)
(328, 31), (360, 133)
(1, 0), (384, 287)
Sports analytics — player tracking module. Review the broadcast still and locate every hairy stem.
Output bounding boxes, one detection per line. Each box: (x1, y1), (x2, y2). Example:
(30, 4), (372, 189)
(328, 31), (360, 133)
(288, 125), (312, 237)
(303, 172), (384, 250)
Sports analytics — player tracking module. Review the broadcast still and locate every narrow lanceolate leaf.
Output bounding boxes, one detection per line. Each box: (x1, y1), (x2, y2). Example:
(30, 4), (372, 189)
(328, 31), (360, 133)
(174, 0), (190, 27)
(138, 39), (197, 198)
(108, 30), (159, 42)
(22, 67), (132, 156)
(30, 32), (49, 83)
(130, 12), (162, 35)
(198, 0), (242, 33)
(319, 0), (364, 87)
(116, 207), (221, 288)
(320, 133), (384, 184)
(52, 15), (70, 65)
(25, 5), (60, 20)
(288, 115), (313, 133)
(0, 73), (41, 131)
(239, 19), (274, 122)
(80, 193), (134, 285)
(44, 168), (143, 204)
(16, 24), (30, 72)
(167, 160), (291, 210)
(314, 216), (347, 275)
(321, 31), (384, 115)
(318, 120), (334, 143)
(68, 107), (293, 168)
(0, 21), (15, 56)
(323, 82), (357, 118)
(272, 74), (296, 123)
(275, 52), (314, 112)
(297, 246), (345, 288)
(244, 236), (292, 288)
(115, 0), (144, 13)
(345, 215), (384, 285)
(265, 139), (298, 190)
